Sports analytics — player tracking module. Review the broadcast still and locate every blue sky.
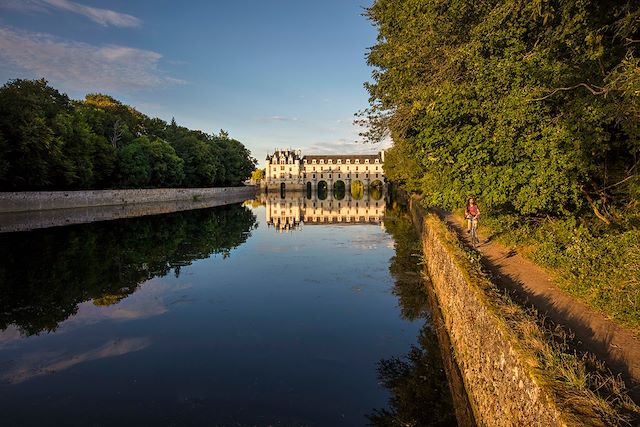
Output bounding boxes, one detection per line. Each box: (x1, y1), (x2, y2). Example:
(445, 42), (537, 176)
(0, 0), (388, 165)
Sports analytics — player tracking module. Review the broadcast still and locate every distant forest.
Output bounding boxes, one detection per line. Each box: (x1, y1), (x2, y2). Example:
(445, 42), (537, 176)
(0, 79), (256, 191)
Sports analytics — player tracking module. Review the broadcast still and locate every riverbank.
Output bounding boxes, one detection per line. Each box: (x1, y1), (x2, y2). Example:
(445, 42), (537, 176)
(0, 186), (258, 213)
(442, 209), (640, 402)
(0, 186), (258, 232)
(409, 197), (640, 426)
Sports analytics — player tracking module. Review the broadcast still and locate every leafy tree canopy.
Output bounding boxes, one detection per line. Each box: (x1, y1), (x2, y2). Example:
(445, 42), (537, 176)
(0, 79), (256, 190)
(364, 0), (640, 222)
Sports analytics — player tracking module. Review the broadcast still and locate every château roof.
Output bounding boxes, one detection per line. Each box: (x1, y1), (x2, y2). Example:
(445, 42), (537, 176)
(266, 149), (302, 161)
(304, 154), (381, 162)
(267, 150), (383, 162)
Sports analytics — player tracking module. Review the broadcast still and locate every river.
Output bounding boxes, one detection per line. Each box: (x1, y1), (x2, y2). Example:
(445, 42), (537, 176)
(0, 191), (456, 426)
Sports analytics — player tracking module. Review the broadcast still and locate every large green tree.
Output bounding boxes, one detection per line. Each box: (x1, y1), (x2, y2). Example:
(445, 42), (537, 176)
(0, 79), (71, 189)
(364, 0), (640, 221)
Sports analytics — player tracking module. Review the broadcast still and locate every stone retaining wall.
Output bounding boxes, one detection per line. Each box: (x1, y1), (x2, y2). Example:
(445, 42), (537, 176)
(410, 198), (568, 426)
(0, 186), (258, 213)
(0, 191), (255, 233)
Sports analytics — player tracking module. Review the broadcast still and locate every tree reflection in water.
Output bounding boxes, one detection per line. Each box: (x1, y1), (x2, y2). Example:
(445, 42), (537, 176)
(369, 204), (458, 426)
(0, 204), (257, 336)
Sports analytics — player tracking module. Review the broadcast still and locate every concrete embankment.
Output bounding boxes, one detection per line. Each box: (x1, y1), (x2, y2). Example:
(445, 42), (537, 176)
(409, 198), (628, 426)
(0, 186), (258, 232)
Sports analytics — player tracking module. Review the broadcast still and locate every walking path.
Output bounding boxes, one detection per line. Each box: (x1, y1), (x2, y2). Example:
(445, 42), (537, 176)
(437, 210), (640, 403)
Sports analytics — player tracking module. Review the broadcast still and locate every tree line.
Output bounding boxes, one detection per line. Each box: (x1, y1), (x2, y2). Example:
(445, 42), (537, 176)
(362, 0), (639, 223)
(0, 79), (257, 191)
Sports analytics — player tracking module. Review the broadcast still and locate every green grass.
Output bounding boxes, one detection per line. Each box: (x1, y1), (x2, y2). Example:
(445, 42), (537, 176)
(478, 210), (640, 334)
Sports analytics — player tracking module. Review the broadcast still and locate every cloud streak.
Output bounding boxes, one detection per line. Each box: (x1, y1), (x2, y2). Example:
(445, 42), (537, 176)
(0, 26), (184, 92)
(2, 338), (151, 384)
(0, 0), (141, 27)
(260, 115), (301, 123)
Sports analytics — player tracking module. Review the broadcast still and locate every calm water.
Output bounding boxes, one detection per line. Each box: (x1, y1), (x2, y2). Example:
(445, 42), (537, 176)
(0, 192), (455, 426)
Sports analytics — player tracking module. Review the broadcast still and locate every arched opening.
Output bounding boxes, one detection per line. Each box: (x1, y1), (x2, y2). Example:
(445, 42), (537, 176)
(317, 180), (328, 200)
(333, 180), (346, 200)
(369, 179), (383, 201)
(306, 182), (312, 200)
(280, 182), (286, 199)
(351, 180), (364, 200)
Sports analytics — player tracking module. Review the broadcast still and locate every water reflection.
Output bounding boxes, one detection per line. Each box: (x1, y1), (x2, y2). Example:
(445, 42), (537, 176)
(0, 204), (257, 336)
(263, 190), (387, 232)
(0, 196), (458, 426)
(3, 337), (151, 384)
(369, 204), (459, 426)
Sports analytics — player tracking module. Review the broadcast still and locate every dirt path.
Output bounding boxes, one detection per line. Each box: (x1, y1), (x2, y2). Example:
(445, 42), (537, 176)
(437, 210), (640, 403)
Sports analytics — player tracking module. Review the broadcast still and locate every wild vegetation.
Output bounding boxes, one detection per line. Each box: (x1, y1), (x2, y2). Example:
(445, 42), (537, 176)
(0, 79), (256, 191)
(363, 0), (640, 330)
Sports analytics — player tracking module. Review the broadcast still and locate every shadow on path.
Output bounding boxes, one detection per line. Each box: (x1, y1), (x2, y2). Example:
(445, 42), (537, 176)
(433, 208), (640, 404)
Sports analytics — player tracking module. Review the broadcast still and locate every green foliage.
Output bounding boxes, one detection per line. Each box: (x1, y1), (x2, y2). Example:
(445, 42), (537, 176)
(171, 134), (218, 187)
(365, 1), (640, 330)
(0, 79), (256, 190)
(118, 139), (152, 187)
(251, 168), (265, 181)
(0, 79), (69, 189)
(351, 180), (364, 200)
(364, 0), (640, 219)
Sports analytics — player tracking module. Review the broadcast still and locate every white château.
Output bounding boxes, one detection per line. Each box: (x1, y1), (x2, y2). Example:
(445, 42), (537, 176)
(263, 149), (386, 192)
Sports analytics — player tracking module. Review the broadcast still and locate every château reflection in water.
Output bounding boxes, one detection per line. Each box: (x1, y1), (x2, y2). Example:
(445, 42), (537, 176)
(263, 189), (387, 232)
(0, 197), (459, 426)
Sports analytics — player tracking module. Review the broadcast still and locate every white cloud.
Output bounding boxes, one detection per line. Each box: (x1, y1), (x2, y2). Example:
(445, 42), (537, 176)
(0, 0), (49, 13)
(0, 0), (141, 27)
(0, 26), (184, 92)
(263, 115), (300, 123)
(2, 337), (151, 384)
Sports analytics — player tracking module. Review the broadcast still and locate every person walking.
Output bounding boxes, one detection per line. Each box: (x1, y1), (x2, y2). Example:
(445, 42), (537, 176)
(465, 197), (480, 233)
